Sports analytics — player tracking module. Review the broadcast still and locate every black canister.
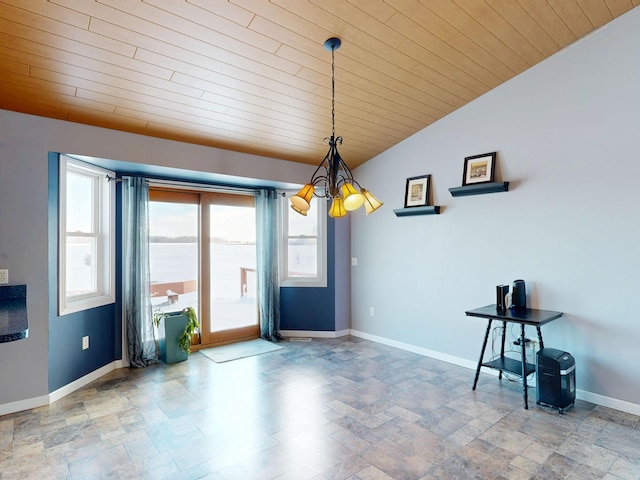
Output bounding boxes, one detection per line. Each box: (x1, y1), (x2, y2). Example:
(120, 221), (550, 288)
(511, 279), (526, 310)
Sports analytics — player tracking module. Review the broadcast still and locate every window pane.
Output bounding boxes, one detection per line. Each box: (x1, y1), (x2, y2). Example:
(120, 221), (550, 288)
(65, 236), (97, 297)
(287, 199), (318, 278)
(149, 202), (199, 316)
(209, 204), (257, 332)
(288, 199), (318, 236)
(288, 238), (318, 277)
(66, 170), (94, 233)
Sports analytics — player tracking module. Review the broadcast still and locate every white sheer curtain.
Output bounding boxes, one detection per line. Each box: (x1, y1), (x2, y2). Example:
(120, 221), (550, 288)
(123, 177), (158, 366)
(256, 189), (281, 341)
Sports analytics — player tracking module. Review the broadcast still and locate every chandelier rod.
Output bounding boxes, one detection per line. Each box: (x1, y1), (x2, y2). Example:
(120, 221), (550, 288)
(330, 41), (336, 140)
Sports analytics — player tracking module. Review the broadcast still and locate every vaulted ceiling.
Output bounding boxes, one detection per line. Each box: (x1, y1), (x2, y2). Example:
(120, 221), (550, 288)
(1, 1), (636, 168)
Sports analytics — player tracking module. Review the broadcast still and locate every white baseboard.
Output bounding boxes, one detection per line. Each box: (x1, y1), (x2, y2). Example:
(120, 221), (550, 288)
(49, 362), (118, 404)
(576, 389), (640, 416)
(0, 394), (50, 417)
(0, 361), (120, 416)
(350, 329), (478, 370)
(280, 329), (350, 338)
(350, 329), (640, 417)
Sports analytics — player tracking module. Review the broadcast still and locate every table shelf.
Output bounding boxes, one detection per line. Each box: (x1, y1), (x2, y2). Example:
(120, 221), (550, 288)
(483, 357), (535, 377)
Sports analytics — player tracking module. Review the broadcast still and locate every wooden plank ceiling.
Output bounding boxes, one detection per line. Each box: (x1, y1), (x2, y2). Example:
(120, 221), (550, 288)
(0, 1), (637, 168)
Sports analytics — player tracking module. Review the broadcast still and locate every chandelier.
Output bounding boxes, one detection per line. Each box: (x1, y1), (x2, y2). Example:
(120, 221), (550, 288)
(290, 37), (383, 218)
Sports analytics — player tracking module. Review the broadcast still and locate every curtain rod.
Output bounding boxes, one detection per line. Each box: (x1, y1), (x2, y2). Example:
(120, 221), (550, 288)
(108, 175), (284, 196)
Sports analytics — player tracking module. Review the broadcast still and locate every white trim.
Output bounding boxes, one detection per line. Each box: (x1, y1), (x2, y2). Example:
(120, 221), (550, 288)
(350, 329), (477, 370)
(279, 192), (327, 288)
(0, 362), (119, 416)
(280, 329), (350, 338)
(576, 389), (640, 416)
(0, 394), (50, 417)
(49, 362), (117, 404)
(349, 329), (640, 416)
(58, 155), (116, 315)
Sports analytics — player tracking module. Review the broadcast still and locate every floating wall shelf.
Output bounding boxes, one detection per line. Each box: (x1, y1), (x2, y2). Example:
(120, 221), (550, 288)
(449, 181), (510, 197)
(393, 205), (441, 217)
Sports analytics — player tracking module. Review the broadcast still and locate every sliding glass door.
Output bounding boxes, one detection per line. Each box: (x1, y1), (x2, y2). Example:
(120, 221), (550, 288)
(201, 193), (258, 344)
(149, 188), (258, 348)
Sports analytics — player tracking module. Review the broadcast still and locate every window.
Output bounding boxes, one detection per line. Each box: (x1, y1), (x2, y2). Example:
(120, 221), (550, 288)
(280, 193), (327, 287)
(58, 155), (115, 315)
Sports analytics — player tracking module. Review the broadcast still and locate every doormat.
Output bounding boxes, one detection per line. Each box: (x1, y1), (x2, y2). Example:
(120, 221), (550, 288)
(199, 339), (283, 363)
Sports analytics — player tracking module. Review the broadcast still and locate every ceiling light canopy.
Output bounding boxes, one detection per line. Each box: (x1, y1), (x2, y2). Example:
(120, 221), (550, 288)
(291, 37), (383, 218)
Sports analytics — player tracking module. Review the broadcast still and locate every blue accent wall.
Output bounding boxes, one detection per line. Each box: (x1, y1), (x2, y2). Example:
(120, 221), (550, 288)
(47, 154), (120, 392)
(280, 217), (337, 331)
(47, 152), (336, 392)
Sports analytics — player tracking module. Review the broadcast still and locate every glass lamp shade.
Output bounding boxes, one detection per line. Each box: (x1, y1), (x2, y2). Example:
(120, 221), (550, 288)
(328, 197), (347, 218)
(290, 184), (314, 211)
(290, 204), (308, 216)
(362, 189), (383, 215)
(341, 183), (365, 211)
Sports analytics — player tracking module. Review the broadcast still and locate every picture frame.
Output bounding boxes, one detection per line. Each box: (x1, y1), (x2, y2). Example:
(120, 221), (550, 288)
(404, 174), (430, 208)
(462, 152), (497, 186)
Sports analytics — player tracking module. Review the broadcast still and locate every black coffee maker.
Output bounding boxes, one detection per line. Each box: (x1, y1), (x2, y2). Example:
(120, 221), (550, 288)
(511, 279), (526, 310)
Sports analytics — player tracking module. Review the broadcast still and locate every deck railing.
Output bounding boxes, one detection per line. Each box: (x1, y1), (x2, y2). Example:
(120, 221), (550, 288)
(240, 267), (256, 298)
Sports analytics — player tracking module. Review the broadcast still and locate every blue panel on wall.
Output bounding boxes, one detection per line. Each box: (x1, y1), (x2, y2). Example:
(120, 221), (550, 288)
(280, 287), (335, 331)
(280, 217), (336, 331)
(48, 305), (117, 391)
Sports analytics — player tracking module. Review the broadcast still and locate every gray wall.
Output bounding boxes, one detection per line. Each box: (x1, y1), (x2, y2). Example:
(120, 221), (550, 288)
(351, 8), (640, 411)
(0, 113), (313, 407)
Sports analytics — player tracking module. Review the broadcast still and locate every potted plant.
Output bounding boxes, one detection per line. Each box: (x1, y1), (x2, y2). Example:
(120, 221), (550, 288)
(153, 306), (200, 364)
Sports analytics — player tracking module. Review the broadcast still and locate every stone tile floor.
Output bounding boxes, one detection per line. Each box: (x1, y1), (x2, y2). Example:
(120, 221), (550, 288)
(1, 336), (639, 479)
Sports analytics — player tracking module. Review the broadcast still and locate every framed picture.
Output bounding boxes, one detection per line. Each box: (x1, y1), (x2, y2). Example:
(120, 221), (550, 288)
(404, 174), (430, 208)
(462, 152), (497, 186)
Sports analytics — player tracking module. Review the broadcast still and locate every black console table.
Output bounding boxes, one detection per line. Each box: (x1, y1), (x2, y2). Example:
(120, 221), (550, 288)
(466, 304), (563, 409)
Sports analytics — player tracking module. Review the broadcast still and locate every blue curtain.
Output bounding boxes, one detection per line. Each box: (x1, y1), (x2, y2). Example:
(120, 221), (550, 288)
(256, 189), (282, 342)
(123, 177), (158, 367)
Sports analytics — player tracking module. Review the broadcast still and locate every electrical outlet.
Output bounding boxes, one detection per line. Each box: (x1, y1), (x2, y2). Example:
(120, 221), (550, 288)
(82, 336), (89, 350)
(370, 307), (375, 317)
(0, 269), (8, 284)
